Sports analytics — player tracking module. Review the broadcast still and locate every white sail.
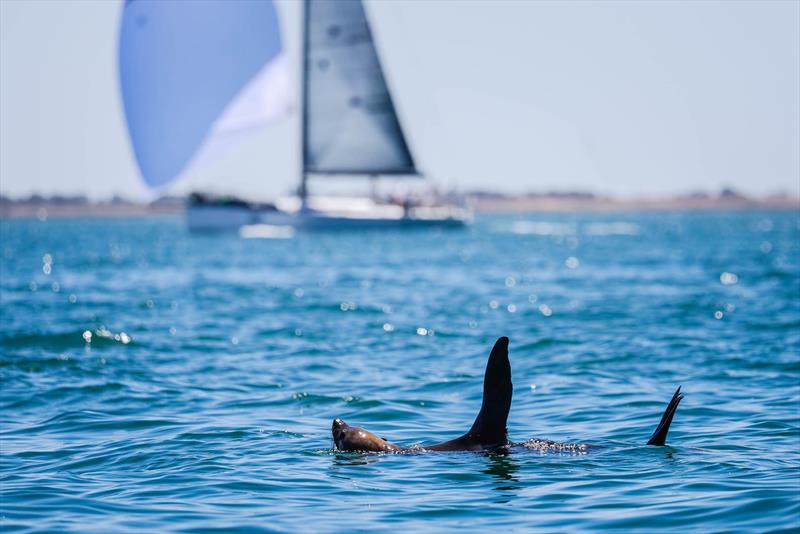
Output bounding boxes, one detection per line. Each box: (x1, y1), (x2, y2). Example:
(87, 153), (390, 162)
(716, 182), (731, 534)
(303, 0), (417, 176)
(119, 0), (290, 189)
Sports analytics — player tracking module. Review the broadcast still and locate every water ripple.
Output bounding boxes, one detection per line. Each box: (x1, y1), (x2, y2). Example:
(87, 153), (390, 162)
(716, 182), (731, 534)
(1, 213), (798, 531)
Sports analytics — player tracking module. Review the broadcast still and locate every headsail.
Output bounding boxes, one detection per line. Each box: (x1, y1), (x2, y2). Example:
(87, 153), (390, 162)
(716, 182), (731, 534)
(119, 0), (291, 189)
(303, 0), (417, 176)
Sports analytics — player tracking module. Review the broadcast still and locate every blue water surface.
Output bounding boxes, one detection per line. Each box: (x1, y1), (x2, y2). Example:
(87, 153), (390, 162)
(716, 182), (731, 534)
(1, 211), (799, 532)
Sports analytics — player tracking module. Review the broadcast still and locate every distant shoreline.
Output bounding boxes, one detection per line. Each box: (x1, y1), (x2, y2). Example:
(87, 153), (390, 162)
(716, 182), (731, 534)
(470, 195), (798, 213)
(1, 193), (797, 219)
(0, 203), (183, 220)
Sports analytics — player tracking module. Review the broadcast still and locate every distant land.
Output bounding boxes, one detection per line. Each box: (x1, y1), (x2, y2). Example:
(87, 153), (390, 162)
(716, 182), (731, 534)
(467, 188), (798, 213)
(0, 189), (797, 219)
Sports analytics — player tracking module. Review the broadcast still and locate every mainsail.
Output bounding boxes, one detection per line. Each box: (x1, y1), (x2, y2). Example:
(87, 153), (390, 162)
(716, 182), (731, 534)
(119, 0), (290, 189)
(303, 0), (417, 176)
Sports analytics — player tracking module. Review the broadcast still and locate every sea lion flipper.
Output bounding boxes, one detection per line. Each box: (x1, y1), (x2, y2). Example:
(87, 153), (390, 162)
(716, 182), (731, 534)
(466, 336), (512, 446)
(646, 386), (684, 446)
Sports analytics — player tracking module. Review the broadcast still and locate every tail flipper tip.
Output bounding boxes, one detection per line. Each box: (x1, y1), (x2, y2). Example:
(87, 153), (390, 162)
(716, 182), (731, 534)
(647, 386), (684, 446)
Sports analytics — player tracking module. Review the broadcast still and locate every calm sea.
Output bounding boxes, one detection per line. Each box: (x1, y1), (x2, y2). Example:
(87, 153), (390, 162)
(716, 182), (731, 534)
(1, 211), (798, 532)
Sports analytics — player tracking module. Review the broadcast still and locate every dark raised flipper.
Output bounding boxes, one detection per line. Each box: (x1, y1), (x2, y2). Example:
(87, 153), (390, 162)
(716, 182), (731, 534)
(428, 336), (512, 451)
(646, 386), (684, 446)
(468, 336), (513, 445)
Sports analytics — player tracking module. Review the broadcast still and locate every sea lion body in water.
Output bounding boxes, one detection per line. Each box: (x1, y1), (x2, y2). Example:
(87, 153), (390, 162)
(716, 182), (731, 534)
(332, 337), (684, 453)
(333, 336), (512, 453)
(332, 420), (401, 453)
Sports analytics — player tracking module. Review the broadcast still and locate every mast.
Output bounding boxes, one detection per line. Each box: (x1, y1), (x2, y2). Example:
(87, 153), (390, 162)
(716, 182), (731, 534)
(299, 0), (310, 205)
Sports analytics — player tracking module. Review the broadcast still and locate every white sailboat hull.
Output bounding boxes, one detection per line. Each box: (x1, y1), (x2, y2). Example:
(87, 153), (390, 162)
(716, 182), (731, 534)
(186, 196), (470, 232)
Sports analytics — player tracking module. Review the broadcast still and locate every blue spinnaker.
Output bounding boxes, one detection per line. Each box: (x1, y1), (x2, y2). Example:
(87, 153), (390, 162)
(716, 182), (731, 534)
(119, 0), (290, 188)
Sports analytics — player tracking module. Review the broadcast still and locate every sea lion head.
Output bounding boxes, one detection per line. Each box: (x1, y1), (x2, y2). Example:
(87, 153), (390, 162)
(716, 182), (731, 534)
(332, 419), (400, 453)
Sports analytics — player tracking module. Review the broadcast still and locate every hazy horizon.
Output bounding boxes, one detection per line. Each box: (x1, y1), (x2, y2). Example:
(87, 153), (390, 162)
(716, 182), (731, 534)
(1, 0), (798, 201)
(0, 182), (795, 203)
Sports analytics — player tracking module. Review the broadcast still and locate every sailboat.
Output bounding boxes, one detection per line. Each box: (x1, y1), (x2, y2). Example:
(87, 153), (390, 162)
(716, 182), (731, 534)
(119, 0), (470, 231)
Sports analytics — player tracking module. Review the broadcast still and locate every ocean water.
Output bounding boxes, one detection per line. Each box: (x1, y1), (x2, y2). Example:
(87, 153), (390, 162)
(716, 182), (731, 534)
(1, 211), (798, 532)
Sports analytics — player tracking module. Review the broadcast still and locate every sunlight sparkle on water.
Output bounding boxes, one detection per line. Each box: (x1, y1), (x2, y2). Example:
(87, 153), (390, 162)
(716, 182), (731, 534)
(0, 213), (797, 532)
(583, 222), (639, 236)
(510, 221), (576, 236)
(754, 218), (773, 232)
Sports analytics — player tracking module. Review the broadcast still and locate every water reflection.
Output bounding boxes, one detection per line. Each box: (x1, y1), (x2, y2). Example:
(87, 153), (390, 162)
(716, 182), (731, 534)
(326, 451), (382, 482)
(330, 452), (380, 467)
(483, 453), (521, 501)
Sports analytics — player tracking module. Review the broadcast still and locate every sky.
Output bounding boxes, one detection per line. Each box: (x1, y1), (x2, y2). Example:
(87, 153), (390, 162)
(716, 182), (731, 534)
(1, 0), (798, 201)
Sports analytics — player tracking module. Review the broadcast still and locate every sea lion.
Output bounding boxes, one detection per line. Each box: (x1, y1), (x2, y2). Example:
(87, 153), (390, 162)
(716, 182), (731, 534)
(331, 336), (683, 453)
(333, 336), (512, 453)
(332, 419), (402, 453)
